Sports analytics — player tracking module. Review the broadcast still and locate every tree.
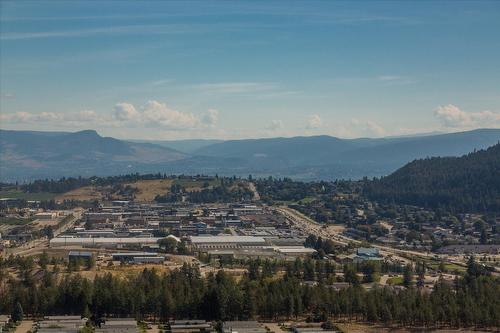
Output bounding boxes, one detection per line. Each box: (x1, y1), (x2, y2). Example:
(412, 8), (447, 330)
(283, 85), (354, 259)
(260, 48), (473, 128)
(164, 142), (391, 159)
(11, 302), (24, 322)
(158, 238), (178, 253)
(39, 251), (49, 269)
(403, 264), (413, 288)
(344, 265), (359, 285)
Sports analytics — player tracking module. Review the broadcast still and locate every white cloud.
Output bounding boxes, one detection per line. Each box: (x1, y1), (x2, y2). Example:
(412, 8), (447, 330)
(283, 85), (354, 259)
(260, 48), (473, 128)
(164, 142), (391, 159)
(114, 103), (140, 121)
(364, 120), (387, 137)
(266, 119), (284, 131)
(0, 110), (102, 124)
(306, 114), (322, 129)
(141, 100), (199, 129)
(435, 104), (500, 129)
(112, 100), (216, 130)
(201, 109), (219, 127)
(330, 118), (387, 138)
(1, 100), (215, 132)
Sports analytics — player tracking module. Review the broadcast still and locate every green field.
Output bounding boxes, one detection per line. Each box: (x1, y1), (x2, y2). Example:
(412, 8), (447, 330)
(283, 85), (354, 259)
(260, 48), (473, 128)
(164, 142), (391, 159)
(0, 216), (34, 225)
(387, 276), (404, 285)
(427, 261), (467, 274)
(0, 190), (56, 201)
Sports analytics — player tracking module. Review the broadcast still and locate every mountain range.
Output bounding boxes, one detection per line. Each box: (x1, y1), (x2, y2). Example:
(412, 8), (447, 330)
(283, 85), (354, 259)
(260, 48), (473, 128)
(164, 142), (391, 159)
(1, 128), (499, 182)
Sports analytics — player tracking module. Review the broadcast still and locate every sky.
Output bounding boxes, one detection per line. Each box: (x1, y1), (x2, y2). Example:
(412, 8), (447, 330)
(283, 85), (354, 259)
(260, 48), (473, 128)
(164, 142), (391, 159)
(1, 1), (500, 140)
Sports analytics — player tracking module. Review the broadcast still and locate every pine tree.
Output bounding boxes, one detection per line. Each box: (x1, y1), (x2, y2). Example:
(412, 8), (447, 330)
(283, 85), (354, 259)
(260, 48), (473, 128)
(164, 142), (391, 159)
(11, 302), (24, 322)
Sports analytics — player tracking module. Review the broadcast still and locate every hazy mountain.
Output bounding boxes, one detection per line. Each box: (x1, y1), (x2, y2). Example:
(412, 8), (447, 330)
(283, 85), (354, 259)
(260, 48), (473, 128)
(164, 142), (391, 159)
(364, 143), (500, 212)
(0, 129), (186, 182)
(194, 129), (500, 179)
(1, 128), (499, 182)
(132, 139), (224, 154)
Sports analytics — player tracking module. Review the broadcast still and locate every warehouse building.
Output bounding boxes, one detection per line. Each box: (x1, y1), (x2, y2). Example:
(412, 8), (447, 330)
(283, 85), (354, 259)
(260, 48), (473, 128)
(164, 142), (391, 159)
(50, 237), (161, 249)
(112, 252), (158, 262)
(223, 321), (266, 333)
(190, 236), (267, 250)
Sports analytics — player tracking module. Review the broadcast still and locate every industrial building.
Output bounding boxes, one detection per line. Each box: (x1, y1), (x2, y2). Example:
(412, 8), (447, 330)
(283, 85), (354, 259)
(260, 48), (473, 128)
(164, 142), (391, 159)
(223, 321), (266, 333)
(50, 236), (161, 249)
(37, 316), (87, 333)
(96, 318), (138, 333)
(190, 236), (267, 250)
(112, 252), (159, 261)
(169, 320), (213, 333)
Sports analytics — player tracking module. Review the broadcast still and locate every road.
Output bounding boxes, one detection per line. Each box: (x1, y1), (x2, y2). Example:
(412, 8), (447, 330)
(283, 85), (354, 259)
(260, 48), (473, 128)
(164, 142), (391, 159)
(248, 182), (261, 201)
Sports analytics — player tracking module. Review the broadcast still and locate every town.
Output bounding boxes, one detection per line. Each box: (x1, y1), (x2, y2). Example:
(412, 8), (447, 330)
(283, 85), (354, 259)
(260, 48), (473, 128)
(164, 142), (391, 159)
(1, 174), (499, 333)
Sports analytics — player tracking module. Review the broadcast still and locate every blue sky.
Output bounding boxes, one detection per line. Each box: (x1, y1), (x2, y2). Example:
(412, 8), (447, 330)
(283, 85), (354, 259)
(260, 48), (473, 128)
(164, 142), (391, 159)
(1, 1), (499, 140)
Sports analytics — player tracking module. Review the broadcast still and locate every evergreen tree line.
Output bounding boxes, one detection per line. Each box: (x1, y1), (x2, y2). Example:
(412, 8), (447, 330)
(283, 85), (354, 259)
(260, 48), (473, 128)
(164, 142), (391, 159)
(155, 179), (253, 203)
(0, 261), (498, 328)
(17, 174), (218, 194)
(364, 144), (500, 213)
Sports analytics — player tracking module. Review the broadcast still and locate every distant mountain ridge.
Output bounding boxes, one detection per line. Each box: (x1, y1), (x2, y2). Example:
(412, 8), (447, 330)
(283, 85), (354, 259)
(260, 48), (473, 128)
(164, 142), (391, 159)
(0, 129), (186, 182)
(132, 138), (224, 154)
(193, 128), (500, 179)
(1, 128), (499, 182)
(364, 143), (500, 212)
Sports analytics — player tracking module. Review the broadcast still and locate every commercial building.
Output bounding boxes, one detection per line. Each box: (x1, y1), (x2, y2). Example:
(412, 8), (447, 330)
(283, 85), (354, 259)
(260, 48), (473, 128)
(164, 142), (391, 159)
(169, 320), (213, 333)
(50, 237), (161, 249)
(274, 246), (317, 257)
(96, 318), (138, 333)
(112, 252), (159, 262)
(68, 251), (93, 264)
(223, 321), (266, 333)
(35, 212), (57, 220)
(37, 316), (87, 333)
(190, 236), (267, 250)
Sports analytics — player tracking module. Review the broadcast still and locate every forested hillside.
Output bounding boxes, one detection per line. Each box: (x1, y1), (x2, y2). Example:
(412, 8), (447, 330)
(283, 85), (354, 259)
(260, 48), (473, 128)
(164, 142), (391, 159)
(364, 143), (500, 213)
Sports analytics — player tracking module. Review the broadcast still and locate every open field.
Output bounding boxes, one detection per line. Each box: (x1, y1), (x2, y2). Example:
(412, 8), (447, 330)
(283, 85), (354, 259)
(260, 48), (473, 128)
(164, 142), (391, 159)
(55, 185), (108, 202)
(0, 189), (56, 201)
(124, 179), (173, 202)
(54, 178), (223, 203)
(387, 276), (404, 285)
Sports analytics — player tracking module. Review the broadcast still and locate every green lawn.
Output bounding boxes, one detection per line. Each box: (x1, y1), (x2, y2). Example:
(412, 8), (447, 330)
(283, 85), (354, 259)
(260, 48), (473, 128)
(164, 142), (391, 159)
(387, 276), (404, 285)
(0, 190), (56, 201)
(426, 260), (467, 274)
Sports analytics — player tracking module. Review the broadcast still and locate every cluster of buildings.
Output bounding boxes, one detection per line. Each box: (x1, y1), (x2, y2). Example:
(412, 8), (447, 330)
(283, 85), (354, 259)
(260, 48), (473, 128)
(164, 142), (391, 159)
(48, 202), (318, 262)
(0, 209), (72, 249)
(190, 235), (317, 260)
